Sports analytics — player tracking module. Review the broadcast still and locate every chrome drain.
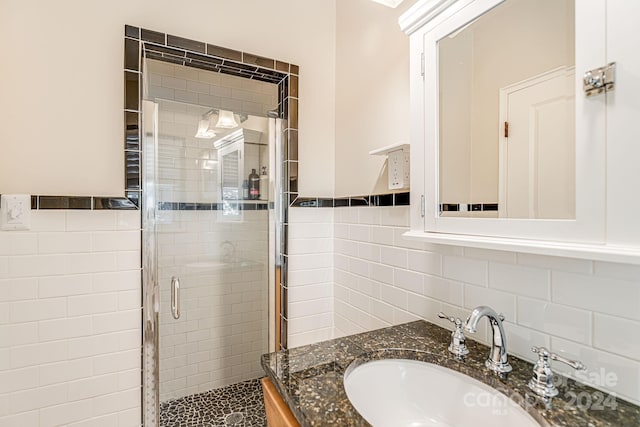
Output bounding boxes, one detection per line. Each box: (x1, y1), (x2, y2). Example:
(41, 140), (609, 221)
(224, 412), (244, 425)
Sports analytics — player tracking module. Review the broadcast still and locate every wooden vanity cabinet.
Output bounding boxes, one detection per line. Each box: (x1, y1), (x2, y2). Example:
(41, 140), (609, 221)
(261, 377), (301, 427)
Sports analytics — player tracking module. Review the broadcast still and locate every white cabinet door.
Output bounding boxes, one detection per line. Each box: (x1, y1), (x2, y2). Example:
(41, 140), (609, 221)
(401, 0), (640, 262)
(606, 1), (640, 245)
(418, 0), (606, 243)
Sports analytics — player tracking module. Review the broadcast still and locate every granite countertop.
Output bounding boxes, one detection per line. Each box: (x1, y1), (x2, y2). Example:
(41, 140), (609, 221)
(261, 320), (640, 427)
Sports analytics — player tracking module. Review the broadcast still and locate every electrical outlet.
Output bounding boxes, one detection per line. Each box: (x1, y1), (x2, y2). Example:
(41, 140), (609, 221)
(1, 194), (31, 230)
(388, 149), (410, 190)
(369, 142), (410, 191)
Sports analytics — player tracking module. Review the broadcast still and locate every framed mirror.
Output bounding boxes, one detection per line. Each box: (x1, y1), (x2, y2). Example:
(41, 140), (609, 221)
(438, 0), (575, 220)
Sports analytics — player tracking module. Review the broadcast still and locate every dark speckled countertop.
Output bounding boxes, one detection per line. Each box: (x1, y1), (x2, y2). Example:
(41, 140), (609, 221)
(261, 320), (640, 427)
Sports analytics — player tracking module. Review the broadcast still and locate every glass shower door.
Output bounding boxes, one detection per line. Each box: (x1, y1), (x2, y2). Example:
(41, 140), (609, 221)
(143, 98), (271, 410)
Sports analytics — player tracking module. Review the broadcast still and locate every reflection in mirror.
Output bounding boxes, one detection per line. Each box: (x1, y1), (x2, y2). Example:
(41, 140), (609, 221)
(438, 0), (575, 219)
(146, 59), (273, 220)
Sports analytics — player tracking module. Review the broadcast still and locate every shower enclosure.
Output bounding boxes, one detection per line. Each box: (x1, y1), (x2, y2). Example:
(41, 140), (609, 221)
(141, 58), (283, 424)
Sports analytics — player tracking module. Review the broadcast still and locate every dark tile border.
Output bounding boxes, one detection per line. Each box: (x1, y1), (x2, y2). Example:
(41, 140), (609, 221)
(125, 26), (300, 355)
(3, 195), (138, 210)
(124, 25), (300, 215)
(157, 202), (268, 211)
(440, 202), (499, 212)
(288, 192), (411, 208)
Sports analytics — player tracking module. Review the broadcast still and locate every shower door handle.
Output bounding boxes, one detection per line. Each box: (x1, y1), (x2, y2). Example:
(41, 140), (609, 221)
(171, 276), (181, 319)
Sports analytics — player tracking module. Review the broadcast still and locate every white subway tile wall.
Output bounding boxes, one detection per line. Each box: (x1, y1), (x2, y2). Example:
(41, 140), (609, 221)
(148, 59), (274, 204)
(157, 210), (268, 402)
(287, 208), (334, 348)
(0, 210), (141, 427)
(333, 206), (640, 404)
(155, 99), (220, 204)
(148, 59), (277, 123)
(4, 203), (639, 423)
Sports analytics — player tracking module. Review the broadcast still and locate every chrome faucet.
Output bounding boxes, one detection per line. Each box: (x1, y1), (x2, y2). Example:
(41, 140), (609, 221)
(528, 346), (585, 399)
(464, 306), (512, 373)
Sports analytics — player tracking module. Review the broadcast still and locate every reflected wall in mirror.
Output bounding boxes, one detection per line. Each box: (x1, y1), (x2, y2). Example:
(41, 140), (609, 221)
(438, 0), (575, 219)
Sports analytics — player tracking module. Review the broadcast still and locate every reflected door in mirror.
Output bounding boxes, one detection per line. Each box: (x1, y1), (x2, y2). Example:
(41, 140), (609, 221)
(500, 67), (575, 219)
(438, 0), (575, 219)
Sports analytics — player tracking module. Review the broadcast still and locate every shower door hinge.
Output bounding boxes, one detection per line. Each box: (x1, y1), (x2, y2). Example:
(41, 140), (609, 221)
(420, 195), (425, 217)
(421, 52), (425, 77)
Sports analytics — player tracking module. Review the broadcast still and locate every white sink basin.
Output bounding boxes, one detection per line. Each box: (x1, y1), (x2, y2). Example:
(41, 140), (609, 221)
(344, 359), (540, 427)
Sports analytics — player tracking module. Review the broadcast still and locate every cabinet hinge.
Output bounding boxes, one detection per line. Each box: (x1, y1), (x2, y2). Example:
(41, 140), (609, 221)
(583, 62), (616, 96)
(504, 121), (509, 138)
(420, 195), (425, 217)
(421, 52), (425, 77)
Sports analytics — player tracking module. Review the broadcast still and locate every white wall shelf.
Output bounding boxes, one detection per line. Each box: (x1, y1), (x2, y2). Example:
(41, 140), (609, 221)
(368, 142), (410, 156)
(370, 143), (410, 190)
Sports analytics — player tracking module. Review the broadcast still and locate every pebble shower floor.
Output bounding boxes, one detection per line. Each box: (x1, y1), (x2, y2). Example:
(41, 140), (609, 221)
(159, 379), (267, 426)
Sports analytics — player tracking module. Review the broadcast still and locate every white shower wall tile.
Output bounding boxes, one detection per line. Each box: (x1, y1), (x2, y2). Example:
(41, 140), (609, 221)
(287, 208), (334, 348)
(463, 247), (517, 264)
(593, 313), (640, 361)
(516, 297), (592, 345)
(593, 260), (640, 281)
(552, 272), (640, 321)
(333, 205), (640, 404)
(287, 253), (332, 271)
(0, 233), (37, 256)
(157, 210), (268, 402)
(0, 210), (141, 426)
(550, 337), (640, 404)
(442, 255), (488, 286)
(489, 262), (550, 300)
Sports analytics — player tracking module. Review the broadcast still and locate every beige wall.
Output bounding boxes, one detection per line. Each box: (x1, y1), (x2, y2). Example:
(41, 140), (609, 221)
(334, 0), (414, 197)
(0, 0), (335, 197)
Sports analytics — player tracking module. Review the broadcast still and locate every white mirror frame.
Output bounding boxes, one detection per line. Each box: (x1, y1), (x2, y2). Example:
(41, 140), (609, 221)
(401, 0), (640, 264)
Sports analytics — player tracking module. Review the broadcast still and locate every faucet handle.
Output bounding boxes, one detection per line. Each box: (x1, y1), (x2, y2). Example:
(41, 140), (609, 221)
(528, 346), (586, 398)
(438, 312), (469, 357)
(551, 352), (586, 371)
(438, 312), (460, 325)
(531, 346), (585, 370)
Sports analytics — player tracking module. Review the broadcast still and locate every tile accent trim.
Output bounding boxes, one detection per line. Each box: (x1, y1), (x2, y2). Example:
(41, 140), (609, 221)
(290, 192), (411, 208)
(123, 25), (300, 218)
(157, 202), (268, 211)
(0, 195), (138, 210)
(126, 26), (301, 425)
(126, 25), (299, 338)
(440, 202), (499, 212)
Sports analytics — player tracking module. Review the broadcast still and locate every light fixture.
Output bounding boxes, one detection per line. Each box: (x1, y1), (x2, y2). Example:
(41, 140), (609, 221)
(216, 110), (239, 129)
(195, 119), (216, 139)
